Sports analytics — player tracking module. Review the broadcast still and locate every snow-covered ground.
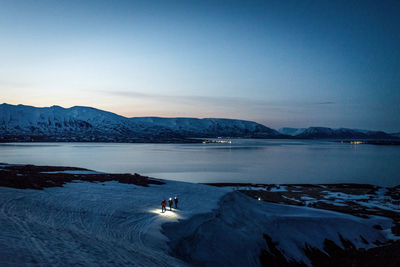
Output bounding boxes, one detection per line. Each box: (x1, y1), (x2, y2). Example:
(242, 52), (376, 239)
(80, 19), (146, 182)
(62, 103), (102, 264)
(0, 180), (229, 266)
(0, 179), (394, 266)
(164, 192), (392, 266)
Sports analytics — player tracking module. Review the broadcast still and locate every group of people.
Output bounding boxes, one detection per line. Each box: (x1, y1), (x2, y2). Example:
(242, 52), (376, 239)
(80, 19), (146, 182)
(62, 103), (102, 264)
(161, 197), (178, 213)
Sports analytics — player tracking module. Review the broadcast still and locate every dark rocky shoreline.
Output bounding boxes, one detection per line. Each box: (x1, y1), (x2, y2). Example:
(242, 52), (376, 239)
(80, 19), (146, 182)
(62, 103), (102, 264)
(0, 163), (163, 189)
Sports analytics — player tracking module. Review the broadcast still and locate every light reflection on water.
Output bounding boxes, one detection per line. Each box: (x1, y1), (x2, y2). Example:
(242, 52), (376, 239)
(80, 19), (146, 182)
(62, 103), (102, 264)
(0, 139), (399, 186)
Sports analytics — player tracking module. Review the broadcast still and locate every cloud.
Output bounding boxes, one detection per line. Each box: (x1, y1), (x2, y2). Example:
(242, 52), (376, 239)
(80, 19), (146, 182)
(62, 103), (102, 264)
(100, 90), (337, 110)
(99, 90), (322, 108)
(312, 101), (335, 105)
(99, 90), (286, 109)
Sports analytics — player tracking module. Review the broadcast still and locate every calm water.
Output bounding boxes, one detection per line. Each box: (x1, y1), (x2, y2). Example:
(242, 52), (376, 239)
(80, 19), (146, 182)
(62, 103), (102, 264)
(0, 140), (399, 186)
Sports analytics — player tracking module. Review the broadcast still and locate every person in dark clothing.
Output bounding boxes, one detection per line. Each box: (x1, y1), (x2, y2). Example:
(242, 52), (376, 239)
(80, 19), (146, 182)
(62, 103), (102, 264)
(161, 200), (167, 213)
(174, 197), (178, 209)
(168, 198), (173, 211)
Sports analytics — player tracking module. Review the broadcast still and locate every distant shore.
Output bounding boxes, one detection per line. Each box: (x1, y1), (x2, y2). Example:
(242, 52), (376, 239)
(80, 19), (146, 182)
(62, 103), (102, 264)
(1, 137), (400, 146)
(337, 140), (400, 145)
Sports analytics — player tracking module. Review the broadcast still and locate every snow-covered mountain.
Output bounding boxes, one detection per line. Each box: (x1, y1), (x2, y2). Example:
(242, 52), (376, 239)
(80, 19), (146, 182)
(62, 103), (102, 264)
(295, 127), (394, 139)
(0, 103), (280, 142)
(1, 103), (397, 142)
(130, 116), (279, 138)
(279, 126), (396, 139)
(0, 104), (158, 142)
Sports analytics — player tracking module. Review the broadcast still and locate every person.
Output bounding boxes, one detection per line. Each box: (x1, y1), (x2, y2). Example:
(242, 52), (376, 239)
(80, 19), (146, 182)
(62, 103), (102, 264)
(161, 200), (167, 213)
(174, 197), (178, 209)
(168, 198), (173, 211)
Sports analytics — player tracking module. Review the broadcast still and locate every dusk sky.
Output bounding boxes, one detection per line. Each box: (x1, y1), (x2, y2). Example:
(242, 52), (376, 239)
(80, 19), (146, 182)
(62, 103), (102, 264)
(0, 0), (399, 132)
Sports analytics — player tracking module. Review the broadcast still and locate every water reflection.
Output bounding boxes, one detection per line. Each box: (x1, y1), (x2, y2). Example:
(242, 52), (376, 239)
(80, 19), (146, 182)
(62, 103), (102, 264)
(0, 140), (399, 186)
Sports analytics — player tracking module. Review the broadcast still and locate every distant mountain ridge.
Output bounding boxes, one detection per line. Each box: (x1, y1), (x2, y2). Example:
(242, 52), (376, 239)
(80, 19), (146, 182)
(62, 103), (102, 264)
(391, 132), (400, 138)
(278, 126), (395, 139)
(0, 103), (280, 142)
(0, 103), (397, 142)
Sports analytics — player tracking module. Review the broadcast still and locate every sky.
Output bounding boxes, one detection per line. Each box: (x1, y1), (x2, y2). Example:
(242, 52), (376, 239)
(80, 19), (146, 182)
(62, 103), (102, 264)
(0, 0), (399, 132)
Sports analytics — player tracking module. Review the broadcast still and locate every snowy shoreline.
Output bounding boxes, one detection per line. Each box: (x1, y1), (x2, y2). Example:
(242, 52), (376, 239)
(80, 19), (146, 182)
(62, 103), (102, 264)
(1, 163), (399, 266)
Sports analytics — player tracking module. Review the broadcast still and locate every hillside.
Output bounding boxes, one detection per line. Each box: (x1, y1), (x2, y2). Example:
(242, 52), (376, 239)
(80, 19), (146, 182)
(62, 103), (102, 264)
(0, 104), (280, 142)
(1, 103), (397, 143)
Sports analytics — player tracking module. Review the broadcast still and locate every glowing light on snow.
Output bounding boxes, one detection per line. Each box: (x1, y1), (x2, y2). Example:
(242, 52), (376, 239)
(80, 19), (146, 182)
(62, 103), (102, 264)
(149, 208), (181, 219)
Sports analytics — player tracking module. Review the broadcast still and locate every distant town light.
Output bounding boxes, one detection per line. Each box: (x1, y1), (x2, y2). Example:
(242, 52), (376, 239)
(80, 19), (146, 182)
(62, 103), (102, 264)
(202, 140), (232, 144)
(350, 141), (363, 144)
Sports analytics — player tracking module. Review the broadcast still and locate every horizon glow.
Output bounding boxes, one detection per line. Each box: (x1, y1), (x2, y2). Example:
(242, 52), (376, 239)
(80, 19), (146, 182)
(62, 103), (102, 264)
(0, 0), (399, 132)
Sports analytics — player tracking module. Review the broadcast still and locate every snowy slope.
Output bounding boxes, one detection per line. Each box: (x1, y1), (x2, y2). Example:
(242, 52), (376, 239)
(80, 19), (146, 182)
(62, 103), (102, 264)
(0, 104), (133, 136)
(278, 127), (306, 136)
(0, 104), (280, 141)
(164, 192), (392, 266)
(130, 117), (279, 138)
(0, 180), (393, 266)
(0, 180), (230, 266)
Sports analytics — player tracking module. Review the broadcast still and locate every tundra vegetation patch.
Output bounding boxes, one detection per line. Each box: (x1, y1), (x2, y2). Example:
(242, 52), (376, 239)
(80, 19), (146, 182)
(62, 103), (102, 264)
(0, 163), (163, 189)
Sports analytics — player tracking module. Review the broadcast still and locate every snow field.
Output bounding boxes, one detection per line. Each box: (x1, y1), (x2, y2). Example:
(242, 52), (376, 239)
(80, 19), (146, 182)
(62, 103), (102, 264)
(0, 180), (394, 266)
(0, 180), (230, 266)
(164, 192), (393, 266)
